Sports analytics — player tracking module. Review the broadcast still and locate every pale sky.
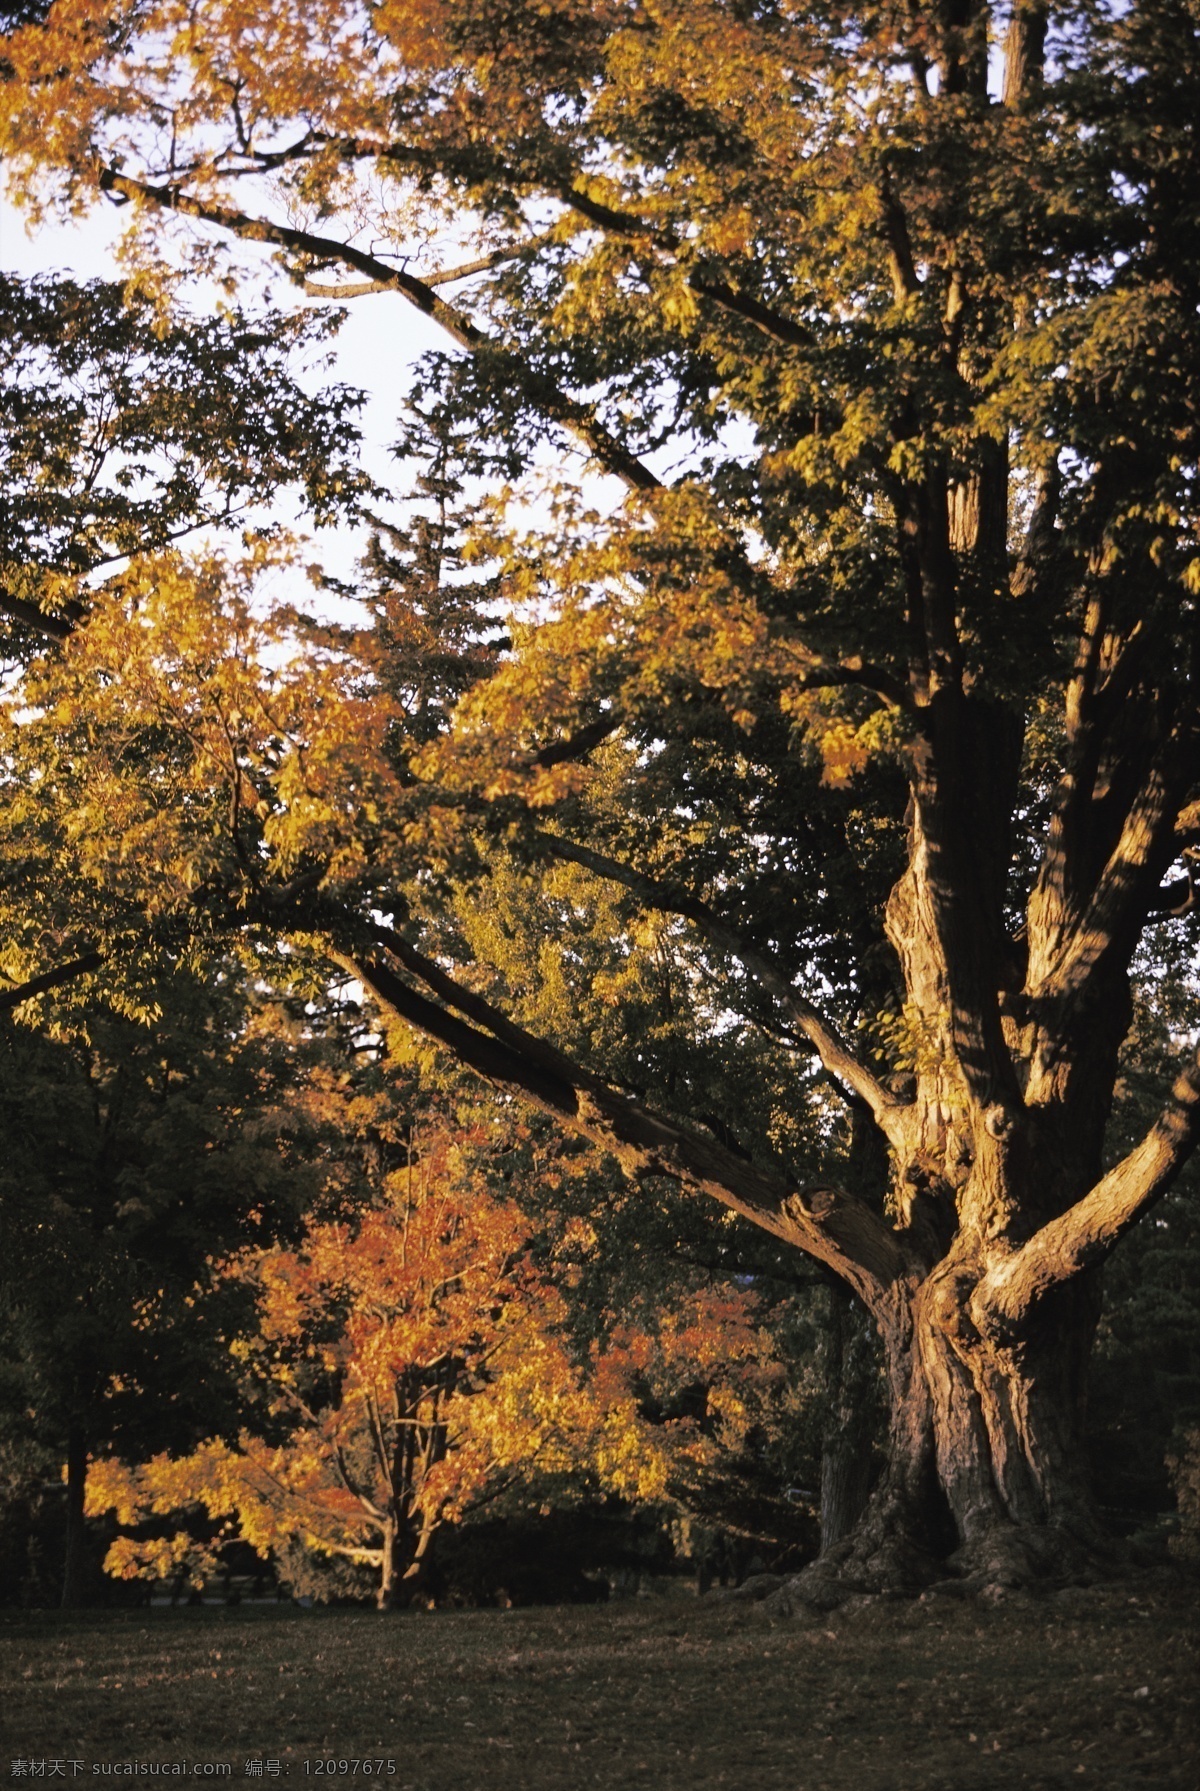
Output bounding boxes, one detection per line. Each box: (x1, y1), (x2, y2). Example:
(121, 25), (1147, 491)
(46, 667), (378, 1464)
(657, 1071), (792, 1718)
(1, 191), (647, 625)
(1, 192), (455, 610)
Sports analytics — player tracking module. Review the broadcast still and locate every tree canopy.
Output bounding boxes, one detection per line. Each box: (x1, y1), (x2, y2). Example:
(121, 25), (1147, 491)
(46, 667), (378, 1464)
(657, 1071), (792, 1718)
(2, 0), (1200, 1597)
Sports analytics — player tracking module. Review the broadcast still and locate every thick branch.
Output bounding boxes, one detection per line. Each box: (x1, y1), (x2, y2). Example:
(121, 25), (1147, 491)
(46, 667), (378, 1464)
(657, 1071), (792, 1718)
(879, 175), (920, 306)
(303, 233), (561, 301)
(685, 272), (813, 350)
(790, 651), (918, 716)
(0, 950), (103, 1013)
(529, 714), (620, 769)
(0, 584), (83, 640)
(196, 135), (815, 352)
(327, 939), (909, 1304)
(423, 233), (561, 287)
(1002, 0), (1048, 106)
(1010, 460), (1060, 600)
(980, 1045), (1200, 1324)
(556, 181), (813, 349)
(1030, 743), (1189, 1008)
(313, 1540), (386, 1565)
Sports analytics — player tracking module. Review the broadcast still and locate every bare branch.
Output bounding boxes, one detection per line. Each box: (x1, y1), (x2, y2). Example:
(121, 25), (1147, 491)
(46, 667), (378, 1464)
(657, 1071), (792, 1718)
(424, 232), (560, 287)
(301, 276), (392, 300)
(879, 173), (920, 305)
(303, 232), (560, 301)
(99, 170), (661, 495)
(312, 1540), (386, 1565)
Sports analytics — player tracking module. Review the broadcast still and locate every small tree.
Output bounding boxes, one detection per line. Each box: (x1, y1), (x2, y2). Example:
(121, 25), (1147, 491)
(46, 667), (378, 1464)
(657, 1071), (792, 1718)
(89, 1127), (644, 1608)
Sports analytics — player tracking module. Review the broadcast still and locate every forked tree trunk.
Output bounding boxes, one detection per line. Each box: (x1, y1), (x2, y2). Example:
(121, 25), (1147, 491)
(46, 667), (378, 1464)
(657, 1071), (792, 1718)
(336, 623), (1200, 1604)
(811, 1265), (1110, 1597)
(781, 709), (1165, 1605)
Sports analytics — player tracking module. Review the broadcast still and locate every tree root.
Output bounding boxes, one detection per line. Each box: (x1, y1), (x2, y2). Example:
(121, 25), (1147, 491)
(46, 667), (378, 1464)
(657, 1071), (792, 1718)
(747, 1515), (1136, 1618)
(946, 1515), (1126, 1590)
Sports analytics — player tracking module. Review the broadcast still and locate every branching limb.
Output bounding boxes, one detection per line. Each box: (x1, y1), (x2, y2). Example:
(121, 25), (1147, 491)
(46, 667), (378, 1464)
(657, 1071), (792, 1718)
(979, 1043), (1200, 1326)
(168, 131), (815, 354)
(324, 937), (912, 1307)
(331, 1441), (387, 1525)
(553, 182), (814, 349)
(98, 170), (661, 495)
(1030, 739), (1191, 1008)
(789, 651), (919, 716)
(528, 830), (905, 1134)
(303, 230), (562, 300)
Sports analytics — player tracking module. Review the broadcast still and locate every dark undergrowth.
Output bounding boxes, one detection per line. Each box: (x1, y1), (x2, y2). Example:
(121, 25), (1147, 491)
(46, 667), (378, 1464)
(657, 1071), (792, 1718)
(1, 1573), (1195, 1790)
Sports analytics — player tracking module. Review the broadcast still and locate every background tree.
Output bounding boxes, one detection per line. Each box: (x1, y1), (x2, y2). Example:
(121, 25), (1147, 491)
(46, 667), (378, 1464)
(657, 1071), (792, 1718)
(0, 264), (370, 1023)
(2, 0), (1200, 1598)
(0, 968), (347, 1603)
(1085, 953), (1200, 1532)
(86, 1140), (614, 1612)
(86, 1062), (831, 1608)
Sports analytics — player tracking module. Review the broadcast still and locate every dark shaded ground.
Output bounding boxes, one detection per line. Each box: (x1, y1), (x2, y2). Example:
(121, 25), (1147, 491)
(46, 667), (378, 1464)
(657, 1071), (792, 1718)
(1, 1575), (1195, 1790)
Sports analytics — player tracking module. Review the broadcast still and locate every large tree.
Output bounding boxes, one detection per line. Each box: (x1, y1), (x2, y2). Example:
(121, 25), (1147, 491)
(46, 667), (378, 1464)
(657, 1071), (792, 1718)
(3, 0), (1200, 1595)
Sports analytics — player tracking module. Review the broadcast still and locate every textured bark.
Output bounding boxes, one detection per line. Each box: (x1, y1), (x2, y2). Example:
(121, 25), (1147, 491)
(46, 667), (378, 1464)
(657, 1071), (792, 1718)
(1002, 0), (1048, 106)
(818, 1285), (875, 1552)
(1, 0), (1194, 1618)
(264, 0), (1200, 1597)
(339, 883), (1199, 1595)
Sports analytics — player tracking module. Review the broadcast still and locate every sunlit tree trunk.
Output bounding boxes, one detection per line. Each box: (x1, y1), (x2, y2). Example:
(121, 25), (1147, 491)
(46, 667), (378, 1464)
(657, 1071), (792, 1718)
(376, 1513), (400, 1612)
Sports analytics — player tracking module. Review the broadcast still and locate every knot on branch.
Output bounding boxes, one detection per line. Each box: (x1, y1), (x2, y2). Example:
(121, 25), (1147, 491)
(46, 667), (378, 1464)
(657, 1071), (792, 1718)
(785, 1184), (839, 1223)
(983, 1103), (1017, 1141)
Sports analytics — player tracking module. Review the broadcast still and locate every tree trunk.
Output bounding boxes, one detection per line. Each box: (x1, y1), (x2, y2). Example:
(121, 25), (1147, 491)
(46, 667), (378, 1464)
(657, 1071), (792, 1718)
(818, 1282), (875, 1551)
(60, 1424), (89, 1609)
(799, 1222), (1115, 1605)
(376, 1514), (399, 1612)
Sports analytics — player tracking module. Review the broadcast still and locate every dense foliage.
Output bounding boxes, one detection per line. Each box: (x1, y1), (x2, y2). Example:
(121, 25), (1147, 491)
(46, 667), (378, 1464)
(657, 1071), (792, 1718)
(1, 1), (1200, 1603)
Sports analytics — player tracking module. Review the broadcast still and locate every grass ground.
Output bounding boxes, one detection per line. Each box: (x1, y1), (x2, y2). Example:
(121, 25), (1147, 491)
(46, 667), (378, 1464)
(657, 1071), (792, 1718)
(1, 1576), (1195, 1791)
